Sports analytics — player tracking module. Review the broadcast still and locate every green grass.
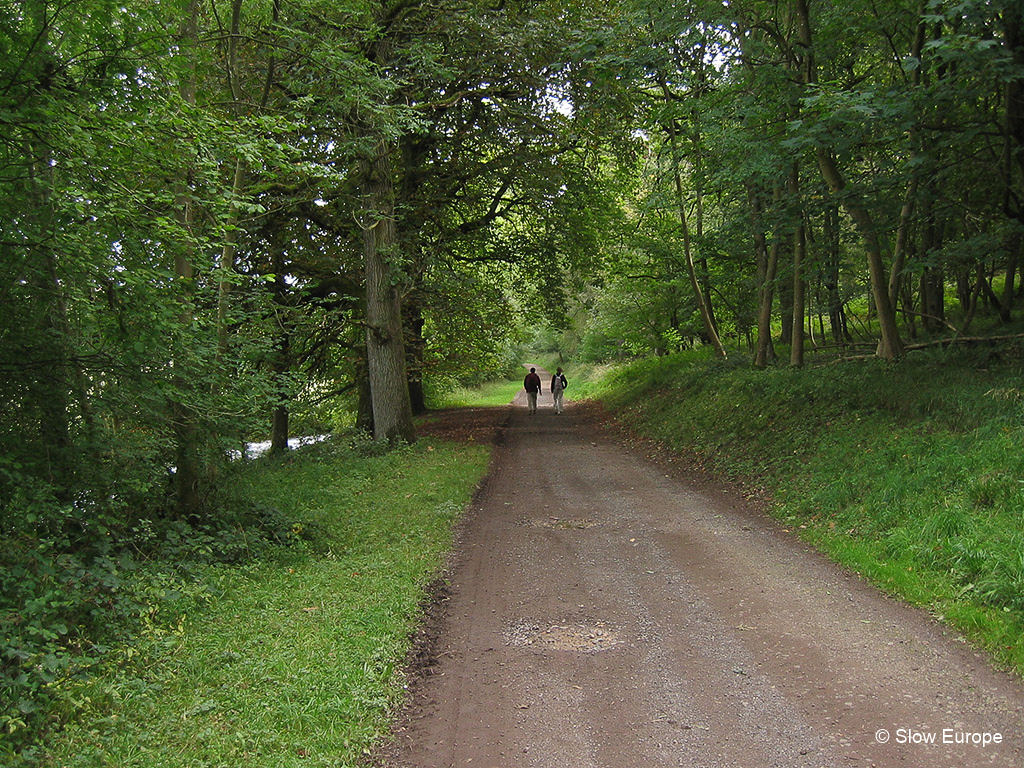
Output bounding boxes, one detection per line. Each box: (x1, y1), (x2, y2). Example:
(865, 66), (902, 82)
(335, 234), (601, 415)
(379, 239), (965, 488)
(588, 346), (1024, 676)
(432, 376), (523, 407)
(430, 362), (606, 410)
(18, 343), (1024, 765)
(32, 436), (491, 768)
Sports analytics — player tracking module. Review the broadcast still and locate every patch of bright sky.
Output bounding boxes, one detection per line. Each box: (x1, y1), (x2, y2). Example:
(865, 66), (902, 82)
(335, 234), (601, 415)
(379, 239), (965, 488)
(542, 83), (574, 119)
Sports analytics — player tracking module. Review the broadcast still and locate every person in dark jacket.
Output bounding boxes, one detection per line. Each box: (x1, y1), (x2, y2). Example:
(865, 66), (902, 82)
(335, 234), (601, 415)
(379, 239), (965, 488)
(523, 367), (542, 414)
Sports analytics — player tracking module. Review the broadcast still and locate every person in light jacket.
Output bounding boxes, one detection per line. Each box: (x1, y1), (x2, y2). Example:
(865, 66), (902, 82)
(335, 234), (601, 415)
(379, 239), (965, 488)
(550, 367), (567, 414)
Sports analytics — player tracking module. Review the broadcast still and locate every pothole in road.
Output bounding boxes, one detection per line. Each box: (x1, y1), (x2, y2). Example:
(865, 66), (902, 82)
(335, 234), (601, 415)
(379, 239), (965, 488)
(504, 620), (624, 652)
(519, 516), (600, 530)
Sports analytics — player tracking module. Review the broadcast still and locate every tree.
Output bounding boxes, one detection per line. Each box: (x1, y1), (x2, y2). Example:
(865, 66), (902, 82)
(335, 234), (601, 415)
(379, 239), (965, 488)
(7, 0), (1024, 533)
(360, 138), (416, 442)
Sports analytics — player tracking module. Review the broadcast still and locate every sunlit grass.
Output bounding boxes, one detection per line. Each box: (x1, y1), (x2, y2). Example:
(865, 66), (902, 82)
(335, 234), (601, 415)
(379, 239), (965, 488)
(433, 376), (522, 407)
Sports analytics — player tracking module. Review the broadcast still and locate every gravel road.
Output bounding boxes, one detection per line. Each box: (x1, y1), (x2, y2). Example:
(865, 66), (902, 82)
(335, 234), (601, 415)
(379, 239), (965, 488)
(379, 369), (1023, 767)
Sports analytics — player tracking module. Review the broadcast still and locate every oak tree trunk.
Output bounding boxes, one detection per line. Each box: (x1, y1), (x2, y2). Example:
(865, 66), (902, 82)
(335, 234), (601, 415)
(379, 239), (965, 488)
(361, 142), (416, 444)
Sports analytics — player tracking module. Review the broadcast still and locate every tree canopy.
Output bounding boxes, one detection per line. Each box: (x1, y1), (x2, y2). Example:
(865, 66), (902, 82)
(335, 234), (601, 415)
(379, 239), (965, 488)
(4, 0), (1023, 498)
(3, 0), (1024, 745)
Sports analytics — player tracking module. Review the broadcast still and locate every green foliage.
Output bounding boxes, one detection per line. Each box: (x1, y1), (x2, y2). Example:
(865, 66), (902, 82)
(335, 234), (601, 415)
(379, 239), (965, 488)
(0, 0), (624, 751)
(592, 347), (1024, 673)
(23, 435), (490, 768)
(554, 0), (1024, 365)
(6, 0), (1024, 753)
(0, 460), (322, 756)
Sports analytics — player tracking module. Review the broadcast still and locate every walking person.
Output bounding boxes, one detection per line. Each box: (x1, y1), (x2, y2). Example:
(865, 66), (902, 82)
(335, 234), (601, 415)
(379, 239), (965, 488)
(550, 366), (567, 414)
(523, 367), (542, 414)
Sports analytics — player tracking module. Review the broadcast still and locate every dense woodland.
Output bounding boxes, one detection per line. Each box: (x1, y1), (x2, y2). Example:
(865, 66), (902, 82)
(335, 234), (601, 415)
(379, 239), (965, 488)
(2, 0), (1024, 748)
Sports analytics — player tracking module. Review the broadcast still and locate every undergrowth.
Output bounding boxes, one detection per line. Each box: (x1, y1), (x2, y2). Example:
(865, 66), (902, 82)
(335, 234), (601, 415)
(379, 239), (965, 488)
(591, 345), (1024, 675)
(6, 433), (490, 767)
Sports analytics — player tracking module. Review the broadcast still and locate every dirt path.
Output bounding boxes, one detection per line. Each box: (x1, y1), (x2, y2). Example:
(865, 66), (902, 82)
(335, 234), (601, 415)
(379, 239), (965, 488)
(380, 368), (1022, 767)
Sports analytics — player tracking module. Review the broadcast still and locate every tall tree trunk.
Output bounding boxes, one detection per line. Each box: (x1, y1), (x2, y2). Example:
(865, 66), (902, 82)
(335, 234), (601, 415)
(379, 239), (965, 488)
(887, 12), (926, 313)
(920, 270), (945, 332)
(794, 0), (903, 359)
(662, 108), (727, 359)
(1000, 232), (1021, 322)
(956, 270), (972, 314)
(888, 177), (919, 312)
(775, 182), (795, 346)
(823, 205), (848, 345)
(404, 300), (428, 416)
(30, 193), (73, 493)
(790, 219), (807, 366)
(22, 0), (88, 496)
(961, 264), (987, 332)
(361, 141), (416, 443)
(739, 24), (777, 367)
(269, 234), (291, 455)
(750, 182), (778, 367)
(671, 154), (727, 358)
(22, 14), (71, 489)
(1000, 6), (1024, 321)
(789, 165), (806, 367)
(171, 1), (203, 517)
(824, 160), (904, 358)
(920, 192), (947, 333)
(691, 36), (719, 337)
(1003, 6), (1024, 196)
(270, 403), (289, 454)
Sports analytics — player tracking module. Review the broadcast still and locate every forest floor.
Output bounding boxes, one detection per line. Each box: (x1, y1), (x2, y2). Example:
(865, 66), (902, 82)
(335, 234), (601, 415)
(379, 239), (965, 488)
(374, 367), (1023, 768)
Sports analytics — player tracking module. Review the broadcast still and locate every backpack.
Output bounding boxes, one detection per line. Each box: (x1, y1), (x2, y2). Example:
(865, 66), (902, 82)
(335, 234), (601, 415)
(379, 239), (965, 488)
(558, 374), (567, 390)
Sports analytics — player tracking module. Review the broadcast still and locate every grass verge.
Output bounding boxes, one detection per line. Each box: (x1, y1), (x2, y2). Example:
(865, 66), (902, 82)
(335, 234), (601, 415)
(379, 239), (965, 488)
(31, 435), (491, 768)
(431, 377), (523, 408)
(587, 347), (1024, 676)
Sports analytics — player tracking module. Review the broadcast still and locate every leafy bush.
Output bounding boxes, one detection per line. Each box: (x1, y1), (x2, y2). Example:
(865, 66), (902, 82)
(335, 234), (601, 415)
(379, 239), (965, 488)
(23, 430), (489, 768)
(0, 438), (337, 756)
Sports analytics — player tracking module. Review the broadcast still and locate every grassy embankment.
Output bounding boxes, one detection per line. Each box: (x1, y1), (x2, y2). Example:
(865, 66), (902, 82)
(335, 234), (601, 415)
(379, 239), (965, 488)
(578, 347), (1024, 676)
(29, 434), (492, 768)
(20, 353), (1024, 765)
